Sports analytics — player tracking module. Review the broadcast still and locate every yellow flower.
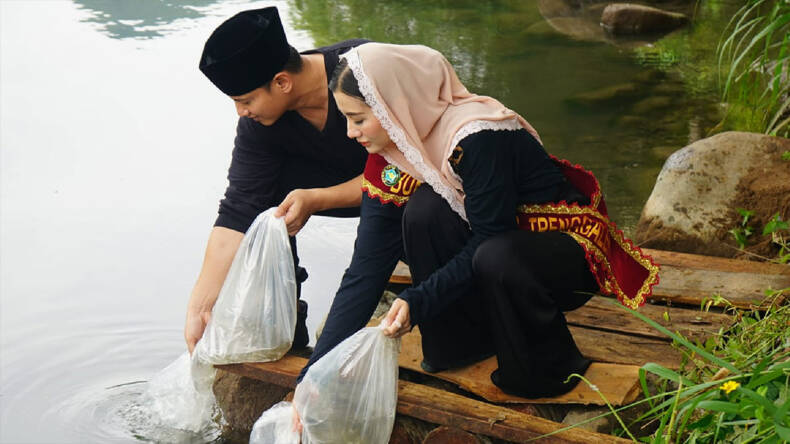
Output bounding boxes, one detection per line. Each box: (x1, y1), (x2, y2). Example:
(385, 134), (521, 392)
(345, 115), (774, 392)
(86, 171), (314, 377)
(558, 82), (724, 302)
(720, 381), (740, 394)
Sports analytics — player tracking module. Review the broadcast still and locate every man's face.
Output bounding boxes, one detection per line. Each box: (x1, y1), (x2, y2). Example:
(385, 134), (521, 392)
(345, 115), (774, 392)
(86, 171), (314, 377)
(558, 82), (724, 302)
(231, 84), (288, 126)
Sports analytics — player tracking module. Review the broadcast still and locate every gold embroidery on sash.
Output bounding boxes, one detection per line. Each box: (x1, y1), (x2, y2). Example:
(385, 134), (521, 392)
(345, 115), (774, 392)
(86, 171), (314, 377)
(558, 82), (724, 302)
(518, 203), (660, 309)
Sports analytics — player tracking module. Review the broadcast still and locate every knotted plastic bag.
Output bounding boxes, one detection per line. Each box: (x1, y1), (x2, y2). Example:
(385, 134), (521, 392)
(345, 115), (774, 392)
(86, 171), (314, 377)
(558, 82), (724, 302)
(249, 401), (301, 444)
(195, 208), (297, 364)
(250, 323), (400, 443)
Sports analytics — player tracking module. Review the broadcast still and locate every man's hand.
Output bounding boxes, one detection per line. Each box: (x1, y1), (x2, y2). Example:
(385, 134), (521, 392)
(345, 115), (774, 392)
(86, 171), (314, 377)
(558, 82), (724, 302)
(185, 310), (212, 355)
(276, 189), (318, 236)
(382, 298), (411, 338)
(291, 404), (303, 434)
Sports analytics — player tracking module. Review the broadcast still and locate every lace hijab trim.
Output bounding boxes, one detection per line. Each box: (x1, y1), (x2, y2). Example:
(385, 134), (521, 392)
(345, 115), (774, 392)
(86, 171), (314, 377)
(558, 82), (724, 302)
(341, 49), (522, 221)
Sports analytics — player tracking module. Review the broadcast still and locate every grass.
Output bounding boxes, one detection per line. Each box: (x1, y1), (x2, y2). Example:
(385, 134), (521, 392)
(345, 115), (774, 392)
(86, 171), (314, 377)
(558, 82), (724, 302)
(717, 0), (790, 137)
(622, 290), (789, 443)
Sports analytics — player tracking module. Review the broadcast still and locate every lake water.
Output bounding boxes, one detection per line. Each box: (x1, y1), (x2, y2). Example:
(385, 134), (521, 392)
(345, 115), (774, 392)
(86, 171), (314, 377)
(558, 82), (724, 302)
(0, 1), (735, 442)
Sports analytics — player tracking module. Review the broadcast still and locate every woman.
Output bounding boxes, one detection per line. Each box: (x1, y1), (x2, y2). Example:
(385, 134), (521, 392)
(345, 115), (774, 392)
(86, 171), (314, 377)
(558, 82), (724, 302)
(299, 42), (658, 398)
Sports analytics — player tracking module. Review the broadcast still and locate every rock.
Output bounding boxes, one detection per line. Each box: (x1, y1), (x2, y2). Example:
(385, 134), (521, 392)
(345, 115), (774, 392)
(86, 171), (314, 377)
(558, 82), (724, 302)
(634, 132), (790, 258)
(543, 16), (611, 43)
(562, 406), (614, 434)
(212, 369), (291, 435)
(536, 0), (639, 45)
(631, 96), (674, 114)
(565, 82), (641, 107)
(601, 3), (689, 35)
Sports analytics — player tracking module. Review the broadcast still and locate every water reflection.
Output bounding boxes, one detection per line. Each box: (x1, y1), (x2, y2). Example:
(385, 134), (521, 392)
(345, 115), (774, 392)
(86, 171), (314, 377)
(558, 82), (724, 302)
(73, 0), (220, 39)
(1, 0), (742, 442)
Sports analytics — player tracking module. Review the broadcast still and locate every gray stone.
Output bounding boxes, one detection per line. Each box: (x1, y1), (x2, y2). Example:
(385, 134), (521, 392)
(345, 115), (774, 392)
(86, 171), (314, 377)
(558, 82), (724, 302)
(631, 96), (674, 114)
(212, 369), (291, 435)
(562, 406), (614, 434)
(634, 132), (790, 257)
(566, 82), (641, 106)
(601, 3), (689, 35)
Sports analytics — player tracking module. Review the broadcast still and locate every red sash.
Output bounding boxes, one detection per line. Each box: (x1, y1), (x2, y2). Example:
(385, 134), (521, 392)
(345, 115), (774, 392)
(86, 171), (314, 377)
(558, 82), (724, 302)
(362, 154), (421, 206)
(364, 153), (659, 308)
(517, 157), (659, 309)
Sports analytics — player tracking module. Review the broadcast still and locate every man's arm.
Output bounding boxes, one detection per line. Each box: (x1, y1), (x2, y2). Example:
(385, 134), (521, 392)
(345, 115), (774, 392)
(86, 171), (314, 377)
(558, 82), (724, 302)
(184, 226), (244, 354)
(275, 173), (363, 235)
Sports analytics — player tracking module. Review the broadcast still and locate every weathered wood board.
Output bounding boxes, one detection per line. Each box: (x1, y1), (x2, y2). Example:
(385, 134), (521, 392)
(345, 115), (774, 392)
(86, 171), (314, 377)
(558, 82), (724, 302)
(571, 325), (683, 369)
(217, 355), (631, 443)
(650, 265), (788, 308)
(390, 249), (790, 309)
(566, 296), (732, 343)
(643, 248), (790, 275)
(398, 326), (642, 406)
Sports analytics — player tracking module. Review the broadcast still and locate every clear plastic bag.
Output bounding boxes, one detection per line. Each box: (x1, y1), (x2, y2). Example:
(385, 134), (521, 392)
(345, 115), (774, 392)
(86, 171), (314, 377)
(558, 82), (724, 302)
(249, 401), (301, 444)
(142, 350), (221, 434)
(295, 323), (400, 444)
(195, 208), (297, 364)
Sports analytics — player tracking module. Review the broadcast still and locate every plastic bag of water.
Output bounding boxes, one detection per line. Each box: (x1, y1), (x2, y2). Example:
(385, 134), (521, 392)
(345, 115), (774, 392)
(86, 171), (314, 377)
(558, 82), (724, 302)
(143, 209), (296, 434)
(195, 208), (297, 364)
(251, 323), (400, 443)
(142, 350), (221, 434)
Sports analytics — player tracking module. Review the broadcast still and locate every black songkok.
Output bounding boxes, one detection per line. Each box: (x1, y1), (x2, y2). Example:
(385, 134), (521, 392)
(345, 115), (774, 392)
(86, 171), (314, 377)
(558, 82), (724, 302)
(199, 7), (290, 96)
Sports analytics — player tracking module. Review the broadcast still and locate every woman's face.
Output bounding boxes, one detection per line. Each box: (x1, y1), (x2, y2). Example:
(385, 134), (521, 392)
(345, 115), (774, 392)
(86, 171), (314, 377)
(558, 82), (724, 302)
(333, 91), (394, 154)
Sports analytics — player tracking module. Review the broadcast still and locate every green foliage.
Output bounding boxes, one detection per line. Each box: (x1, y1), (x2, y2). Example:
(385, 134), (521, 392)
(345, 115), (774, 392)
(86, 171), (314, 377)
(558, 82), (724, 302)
(717, 0), (790, 137)
(782, 151), (790, 161)
(763, 213), (790, 263)
(730, 208), (756, 249)
(763, 213), (789, 235)
(614, 292), (790, 443)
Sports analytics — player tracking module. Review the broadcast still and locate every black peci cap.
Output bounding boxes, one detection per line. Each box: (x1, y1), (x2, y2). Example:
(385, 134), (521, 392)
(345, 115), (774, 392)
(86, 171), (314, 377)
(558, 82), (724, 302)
(199, 7), (291, 96)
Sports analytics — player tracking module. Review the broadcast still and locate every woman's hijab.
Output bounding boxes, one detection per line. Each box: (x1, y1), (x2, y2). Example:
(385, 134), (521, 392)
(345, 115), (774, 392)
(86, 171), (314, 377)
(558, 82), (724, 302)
(340, 42), (540, 220)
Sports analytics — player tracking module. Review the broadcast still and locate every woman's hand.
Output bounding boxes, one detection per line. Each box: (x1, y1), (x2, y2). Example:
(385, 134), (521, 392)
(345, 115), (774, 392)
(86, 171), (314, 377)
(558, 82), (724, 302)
(382, 298), (411, 338)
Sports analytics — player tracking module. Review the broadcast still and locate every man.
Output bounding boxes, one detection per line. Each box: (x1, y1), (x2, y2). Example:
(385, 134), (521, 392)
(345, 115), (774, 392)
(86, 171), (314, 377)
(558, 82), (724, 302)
(185, 7), (368, 354)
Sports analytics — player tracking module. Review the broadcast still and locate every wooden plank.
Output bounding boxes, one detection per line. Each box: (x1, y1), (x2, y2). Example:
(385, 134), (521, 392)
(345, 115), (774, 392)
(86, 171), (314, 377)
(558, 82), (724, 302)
(652, 265), (789, 309)
(572, 325), (683, 369)
(643, 248), (790, 276)
(389, 257), (789, 309)
(566, 296), (732, 343)
(390, 260), (413, 285)
(397, 380), (631, 444)
(219, 355), (630, 443)
(398, 327), (642, 406)
(391, 260), (412, 284)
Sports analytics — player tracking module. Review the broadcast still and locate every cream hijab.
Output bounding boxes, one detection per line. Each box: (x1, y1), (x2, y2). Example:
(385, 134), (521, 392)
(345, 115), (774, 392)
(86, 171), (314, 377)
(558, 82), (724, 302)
(340, 42), (541, 220)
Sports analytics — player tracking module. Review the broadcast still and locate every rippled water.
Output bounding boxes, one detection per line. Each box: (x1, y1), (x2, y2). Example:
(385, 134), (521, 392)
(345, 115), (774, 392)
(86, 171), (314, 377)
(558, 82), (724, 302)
(1, 0), (736, 442)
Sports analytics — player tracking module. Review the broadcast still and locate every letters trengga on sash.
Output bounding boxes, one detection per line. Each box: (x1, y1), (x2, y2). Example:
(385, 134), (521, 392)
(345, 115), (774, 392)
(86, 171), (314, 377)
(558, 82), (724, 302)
(517, 156), (660, 309)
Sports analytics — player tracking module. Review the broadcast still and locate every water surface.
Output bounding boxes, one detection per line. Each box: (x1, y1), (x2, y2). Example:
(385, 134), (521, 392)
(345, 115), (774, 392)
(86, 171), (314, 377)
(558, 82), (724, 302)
(0, 1), (737, 442)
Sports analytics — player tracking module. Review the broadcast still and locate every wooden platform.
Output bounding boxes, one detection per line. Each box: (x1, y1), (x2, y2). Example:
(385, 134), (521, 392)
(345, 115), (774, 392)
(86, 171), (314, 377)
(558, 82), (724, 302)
(397, 325), (642, 406)
(218, 356), (630, 444)
(217, 249), (787, 443)
(392, 248), (790, 309)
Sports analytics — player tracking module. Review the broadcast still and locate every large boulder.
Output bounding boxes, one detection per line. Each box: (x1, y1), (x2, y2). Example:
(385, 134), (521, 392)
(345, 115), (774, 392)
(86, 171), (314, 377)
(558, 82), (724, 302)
(634, 132), (790, 258)
(601, 3), (688, 35)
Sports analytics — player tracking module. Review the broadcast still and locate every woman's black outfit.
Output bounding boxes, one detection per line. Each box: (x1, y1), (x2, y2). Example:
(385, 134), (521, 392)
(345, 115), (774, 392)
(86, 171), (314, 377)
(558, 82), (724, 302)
(300, 128), (598, 398)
